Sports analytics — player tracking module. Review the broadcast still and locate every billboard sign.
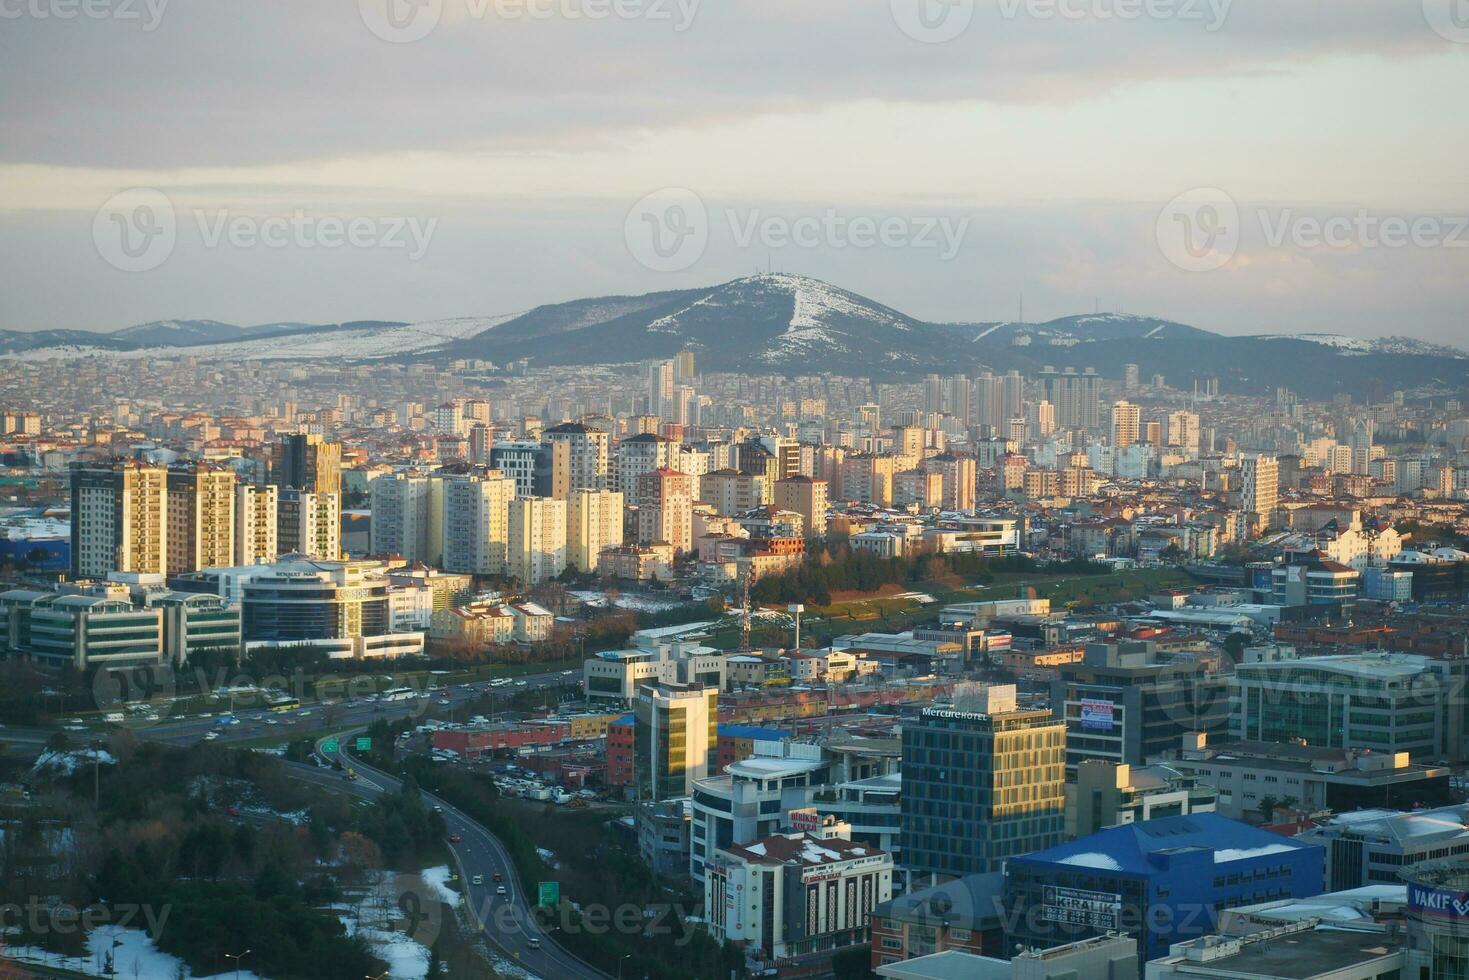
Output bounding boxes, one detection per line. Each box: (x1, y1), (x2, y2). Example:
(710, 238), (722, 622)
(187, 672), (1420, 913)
(1041, 886), (1121, 930)
(1409, 882), (1469, 919)
(1079, 698), (1116, 732)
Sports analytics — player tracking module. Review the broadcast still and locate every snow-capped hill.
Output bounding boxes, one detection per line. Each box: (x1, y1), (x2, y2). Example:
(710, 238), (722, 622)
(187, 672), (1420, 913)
(1257, 334), (1467, 359)
(943, 313), (1216, 348)
(448, 274), (944, 373)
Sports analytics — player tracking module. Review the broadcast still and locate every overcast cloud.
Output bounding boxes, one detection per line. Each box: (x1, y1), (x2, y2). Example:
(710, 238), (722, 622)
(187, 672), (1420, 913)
(0, 0), (1465, 343)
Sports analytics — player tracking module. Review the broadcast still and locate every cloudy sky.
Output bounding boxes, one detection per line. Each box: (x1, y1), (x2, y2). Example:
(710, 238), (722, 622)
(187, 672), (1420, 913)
(1, 0), (1466, 342)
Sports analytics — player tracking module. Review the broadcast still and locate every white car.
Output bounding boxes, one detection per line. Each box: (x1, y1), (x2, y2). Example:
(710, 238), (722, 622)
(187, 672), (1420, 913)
(496, 885), (507, 896)
(472, 874), (483, 885)
(204, 732), (220, 741)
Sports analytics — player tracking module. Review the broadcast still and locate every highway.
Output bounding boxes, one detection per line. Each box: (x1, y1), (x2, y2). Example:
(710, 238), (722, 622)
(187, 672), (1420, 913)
(133, 668), (582, 748)
(287, 736), (609, 980)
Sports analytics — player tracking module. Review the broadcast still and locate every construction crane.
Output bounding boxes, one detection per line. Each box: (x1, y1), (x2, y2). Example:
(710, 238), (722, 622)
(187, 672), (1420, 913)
(739, 566), (752, 652)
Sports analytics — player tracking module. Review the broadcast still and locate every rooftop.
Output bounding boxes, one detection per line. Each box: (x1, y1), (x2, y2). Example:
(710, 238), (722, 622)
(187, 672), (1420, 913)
(1015, 814), (1319, 877)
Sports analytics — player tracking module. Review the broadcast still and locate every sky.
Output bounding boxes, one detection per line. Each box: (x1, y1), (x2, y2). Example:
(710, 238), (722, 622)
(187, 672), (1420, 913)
(1, 0), (1466, 343)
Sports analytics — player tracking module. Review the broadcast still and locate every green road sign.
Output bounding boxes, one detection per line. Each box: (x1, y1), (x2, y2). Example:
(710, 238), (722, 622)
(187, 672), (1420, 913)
(537, 881), (559, 908)
(355, 737), (372, 751)
(322, 739), (339, 754)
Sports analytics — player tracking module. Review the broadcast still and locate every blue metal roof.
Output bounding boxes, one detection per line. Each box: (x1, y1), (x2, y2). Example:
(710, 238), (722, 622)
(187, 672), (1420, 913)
(1012, 814), (1320, 877)
(717, 724), (788, 741)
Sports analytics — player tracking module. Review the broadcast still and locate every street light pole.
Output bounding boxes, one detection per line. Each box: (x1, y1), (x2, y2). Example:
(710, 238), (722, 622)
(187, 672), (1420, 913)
(225, 948), (251, 980)
(619, 953), (632, 980)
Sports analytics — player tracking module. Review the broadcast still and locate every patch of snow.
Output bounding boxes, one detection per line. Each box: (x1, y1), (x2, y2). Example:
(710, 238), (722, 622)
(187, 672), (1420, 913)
(420, 866), (460, 906)
(33, 748), (116, 777)
(3, 924), (266, 980)
(535, 847), (560, 870)
(1214, 843), (1296, 863)
(1058, 852), (1124, 871)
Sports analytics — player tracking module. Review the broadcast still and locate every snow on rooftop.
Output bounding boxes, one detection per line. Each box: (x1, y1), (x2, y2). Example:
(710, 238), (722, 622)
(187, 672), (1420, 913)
(1214, 843), (1297, 863)
(1058, 852), (1124, 871)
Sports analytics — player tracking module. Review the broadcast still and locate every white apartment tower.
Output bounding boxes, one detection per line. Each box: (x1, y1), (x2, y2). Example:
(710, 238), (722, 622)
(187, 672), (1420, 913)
(440, 470), (515, 575)
(507, 496), (567, 586)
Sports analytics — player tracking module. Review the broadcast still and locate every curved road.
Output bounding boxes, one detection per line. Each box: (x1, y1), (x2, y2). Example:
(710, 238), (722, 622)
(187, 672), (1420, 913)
(294, 736), (608, 980)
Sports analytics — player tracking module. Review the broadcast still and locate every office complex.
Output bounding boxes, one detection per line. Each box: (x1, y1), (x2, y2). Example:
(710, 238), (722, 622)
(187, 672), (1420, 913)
(900, 685), (1066, 879)
(633, 682), (717, 803)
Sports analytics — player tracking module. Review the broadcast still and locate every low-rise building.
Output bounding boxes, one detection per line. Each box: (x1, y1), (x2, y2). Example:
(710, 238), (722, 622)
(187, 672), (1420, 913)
(706, 819), (893, 976)
(1298, 803), (1469, 890)
(1160, 732), (1452, 822)
(869, 873), (1004, 969)
(1001, 813), (1324, 965)
(1066, 760), (1218, 838)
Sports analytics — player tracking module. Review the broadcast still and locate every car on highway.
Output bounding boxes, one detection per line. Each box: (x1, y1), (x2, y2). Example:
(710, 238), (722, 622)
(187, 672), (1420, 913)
(496, 885), (507, 895)
(492, 872), (502, 882)
(514, 680), (527, 687)
(471, 874), (483, 885)
(449, 833), (462, 843)
(203, 732), (220, 741)
(527, 938), (540, 949)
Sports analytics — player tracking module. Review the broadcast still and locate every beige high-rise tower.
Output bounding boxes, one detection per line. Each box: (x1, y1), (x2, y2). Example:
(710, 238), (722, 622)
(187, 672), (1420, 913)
(567, 488), (624, 573)
(166, 464), (236, 574)
(235, 483), (279, 565)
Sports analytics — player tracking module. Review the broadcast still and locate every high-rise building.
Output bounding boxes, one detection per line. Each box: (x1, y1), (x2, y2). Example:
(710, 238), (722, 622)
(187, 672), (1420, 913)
(270, 434), (341, 498)
(1111, 400), (1141, 448)
(1052, 641), (1230, 775)
(921, 454), (976, 512)
(1123, 362), (1140, 391)
(1241, 454), (1279, 528)
(566, 488), (624, 573)
(507, 496), (566, 585)
(901, 685), (1066, 878)
(773, 476), (829, 537)
(369, 472), (435, 562)
(543, 421), (611, 494)
(634, 682), (717, 802)
(636, 468), (693, 553)
(439, 469), (514, 575)
(673, 350), (696, 383)
(235, 484), (278, 565)
(617, 433), (677, 504)
(947, 373), (971, 425)
(648, 360), (675, 419)
(71, 461), (168, 579)
(488, 440), (542, 498)
(277, 489), (340, 560)
(1165, 411), (1201, 452)
(1040, 366), (1101, 432)
(165, 463), (236, 574)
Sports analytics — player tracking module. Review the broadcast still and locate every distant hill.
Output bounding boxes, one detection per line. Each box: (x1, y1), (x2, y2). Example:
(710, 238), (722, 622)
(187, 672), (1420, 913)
(6, 275), (1467, 398)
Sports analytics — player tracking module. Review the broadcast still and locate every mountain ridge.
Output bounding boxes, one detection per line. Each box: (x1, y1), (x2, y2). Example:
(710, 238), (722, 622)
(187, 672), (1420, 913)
(5, 275), (1466, 397)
